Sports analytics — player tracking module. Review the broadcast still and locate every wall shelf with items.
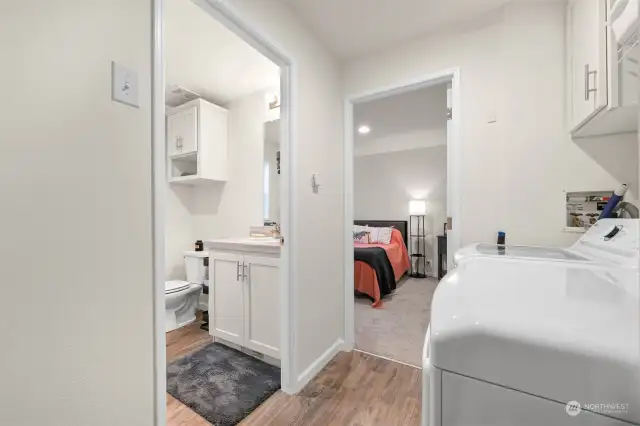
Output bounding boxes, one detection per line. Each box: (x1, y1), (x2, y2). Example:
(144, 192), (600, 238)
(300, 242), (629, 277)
(167, 98), (228, 185)
(567, 0), (638, 138)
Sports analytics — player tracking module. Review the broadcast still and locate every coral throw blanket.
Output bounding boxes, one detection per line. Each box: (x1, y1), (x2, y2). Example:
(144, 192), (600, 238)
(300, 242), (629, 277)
(354, 229), (410, 307)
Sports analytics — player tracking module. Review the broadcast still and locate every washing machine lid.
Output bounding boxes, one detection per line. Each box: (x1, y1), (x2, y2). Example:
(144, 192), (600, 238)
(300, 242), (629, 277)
(454, 244), (589, 267)
(475, 244), (585, 260)
(454, 219), (639, 268)
(165, 280), (191, 294)
(430, 257), (640, 424)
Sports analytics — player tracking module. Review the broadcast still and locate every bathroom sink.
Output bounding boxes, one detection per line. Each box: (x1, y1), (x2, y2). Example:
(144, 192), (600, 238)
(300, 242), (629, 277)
(239, 237), (281, 244)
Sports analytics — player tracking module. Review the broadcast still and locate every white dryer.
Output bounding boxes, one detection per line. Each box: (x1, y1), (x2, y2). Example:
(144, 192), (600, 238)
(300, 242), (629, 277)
(453, 219), (639, 269)
(423, 256), (639, 426)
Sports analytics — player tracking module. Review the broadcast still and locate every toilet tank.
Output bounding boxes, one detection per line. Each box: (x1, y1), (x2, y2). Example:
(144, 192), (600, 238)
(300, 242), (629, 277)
(184, 251), (208, 284)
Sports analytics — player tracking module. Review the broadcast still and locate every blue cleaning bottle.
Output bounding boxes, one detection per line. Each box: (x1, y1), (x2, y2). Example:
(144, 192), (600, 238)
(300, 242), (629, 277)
(599, 184), (628, 219)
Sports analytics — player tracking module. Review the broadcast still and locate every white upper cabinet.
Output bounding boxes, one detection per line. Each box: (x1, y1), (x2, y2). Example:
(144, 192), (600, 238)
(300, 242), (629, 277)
(568, 0), (638, 137)
(166, 98), (228, 184)
(569, 0), (608, 130)
(167, 106), (198, 157)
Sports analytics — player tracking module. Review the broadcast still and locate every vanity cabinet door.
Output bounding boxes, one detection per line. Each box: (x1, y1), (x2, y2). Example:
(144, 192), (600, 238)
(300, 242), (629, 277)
(243, 255), (280, 359)
(209, 251), (244, 345)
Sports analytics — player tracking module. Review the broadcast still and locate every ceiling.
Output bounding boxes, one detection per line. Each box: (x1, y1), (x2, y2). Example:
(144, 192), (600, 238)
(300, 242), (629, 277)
(165, 0), (279, 105)
(281, 0), (511, 58)
(354, 84), (448, 144)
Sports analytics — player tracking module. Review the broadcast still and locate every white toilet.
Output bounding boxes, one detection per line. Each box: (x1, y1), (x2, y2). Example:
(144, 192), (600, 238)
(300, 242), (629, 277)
(165, 251), (208, 332)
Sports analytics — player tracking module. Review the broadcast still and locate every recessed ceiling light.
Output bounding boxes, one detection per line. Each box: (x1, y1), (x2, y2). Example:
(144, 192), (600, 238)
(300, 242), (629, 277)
(358, 125), (371, 135)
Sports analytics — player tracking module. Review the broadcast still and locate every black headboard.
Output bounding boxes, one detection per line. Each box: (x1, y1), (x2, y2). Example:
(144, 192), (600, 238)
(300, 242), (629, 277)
(354, 220), (408, 248)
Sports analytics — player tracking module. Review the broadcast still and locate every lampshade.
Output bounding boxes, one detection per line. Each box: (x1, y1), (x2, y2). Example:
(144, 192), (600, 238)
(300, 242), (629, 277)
(409, 200), (426, 215)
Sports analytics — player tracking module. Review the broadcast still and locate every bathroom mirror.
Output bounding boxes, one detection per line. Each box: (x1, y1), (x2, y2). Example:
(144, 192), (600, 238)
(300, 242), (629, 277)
(263, 119), (281, 224)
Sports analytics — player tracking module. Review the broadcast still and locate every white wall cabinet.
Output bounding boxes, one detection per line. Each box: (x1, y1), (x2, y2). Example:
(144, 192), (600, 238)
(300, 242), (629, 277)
(167, 98), (228, 184)
(167, 106), (198, 157)
(209, 250), (280, 359)
(567, 0), (638, 137)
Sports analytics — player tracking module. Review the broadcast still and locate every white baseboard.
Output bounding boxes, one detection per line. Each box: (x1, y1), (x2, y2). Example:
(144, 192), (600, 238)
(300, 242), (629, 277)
(293, 338), (344, 394)
(341, 339), (355, 352)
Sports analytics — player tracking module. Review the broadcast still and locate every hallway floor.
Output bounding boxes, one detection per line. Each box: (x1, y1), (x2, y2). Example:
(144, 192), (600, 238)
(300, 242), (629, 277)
(166, 315), (422, 425)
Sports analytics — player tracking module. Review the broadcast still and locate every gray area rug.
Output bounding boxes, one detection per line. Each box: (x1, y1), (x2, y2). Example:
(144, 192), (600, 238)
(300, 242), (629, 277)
(355, 277), (438, 366)
(167, 342), (281, 426)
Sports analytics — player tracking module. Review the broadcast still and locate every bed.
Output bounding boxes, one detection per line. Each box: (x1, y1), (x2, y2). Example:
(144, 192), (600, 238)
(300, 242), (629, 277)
(353, 220), (411, 308)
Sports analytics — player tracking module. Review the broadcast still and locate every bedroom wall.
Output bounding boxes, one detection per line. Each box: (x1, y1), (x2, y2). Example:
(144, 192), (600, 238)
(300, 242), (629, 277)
(225, 0), (344, 390)
(354, 146), (447, 276)
(0, 1), (155, 424)
(344, 0), (639, 249)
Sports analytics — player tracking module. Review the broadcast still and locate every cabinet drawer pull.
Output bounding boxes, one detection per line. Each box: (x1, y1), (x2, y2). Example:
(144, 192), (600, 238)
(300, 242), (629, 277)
(584, 64), (597, 101)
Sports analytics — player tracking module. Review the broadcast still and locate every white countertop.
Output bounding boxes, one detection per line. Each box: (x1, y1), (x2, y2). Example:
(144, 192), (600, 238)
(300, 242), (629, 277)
(204, 237), (282, 254)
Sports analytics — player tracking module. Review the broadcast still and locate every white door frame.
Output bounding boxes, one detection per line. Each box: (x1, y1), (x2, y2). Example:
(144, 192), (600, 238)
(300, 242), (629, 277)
(152, 0), (298, 424)
(342, 68), (462, 350)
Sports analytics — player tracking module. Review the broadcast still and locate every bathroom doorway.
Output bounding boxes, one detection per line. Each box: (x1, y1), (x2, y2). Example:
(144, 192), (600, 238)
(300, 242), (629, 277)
(151, 0), (296, 424)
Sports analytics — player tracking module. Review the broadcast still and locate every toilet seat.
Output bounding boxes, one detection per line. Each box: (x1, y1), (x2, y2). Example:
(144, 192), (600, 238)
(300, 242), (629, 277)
(165, 280), (191, 295)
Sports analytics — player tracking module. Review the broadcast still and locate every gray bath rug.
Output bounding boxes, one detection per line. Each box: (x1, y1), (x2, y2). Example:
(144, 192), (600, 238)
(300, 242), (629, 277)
(167, 342), (281, 425)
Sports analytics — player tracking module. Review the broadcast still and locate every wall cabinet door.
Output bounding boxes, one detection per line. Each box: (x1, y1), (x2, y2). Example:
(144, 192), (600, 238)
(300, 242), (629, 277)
(243, 255), (280, 358)
(167, 106), (198, 157)
(569, 0), (609, 130)
(209, 251), (244, 345)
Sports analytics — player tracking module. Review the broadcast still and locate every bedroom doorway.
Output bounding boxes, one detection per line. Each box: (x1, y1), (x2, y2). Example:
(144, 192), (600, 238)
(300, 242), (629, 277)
(343, 69), (461, 366)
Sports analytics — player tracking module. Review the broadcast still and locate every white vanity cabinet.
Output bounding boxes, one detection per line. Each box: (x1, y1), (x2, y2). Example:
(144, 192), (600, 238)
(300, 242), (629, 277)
(209, 248), (281, 359)
(567, 0), (638, 137)
(167, 98), (228, 184)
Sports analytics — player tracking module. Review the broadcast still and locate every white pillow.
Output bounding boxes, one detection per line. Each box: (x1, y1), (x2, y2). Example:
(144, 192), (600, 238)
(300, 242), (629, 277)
(367, 226), (393, 244)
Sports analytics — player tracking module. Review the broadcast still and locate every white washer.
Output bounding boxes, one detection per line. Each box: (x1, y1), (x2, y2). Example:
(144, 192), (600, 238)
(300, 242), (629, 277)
(423, 256), (639, 426)
(453, 219), (639, 269)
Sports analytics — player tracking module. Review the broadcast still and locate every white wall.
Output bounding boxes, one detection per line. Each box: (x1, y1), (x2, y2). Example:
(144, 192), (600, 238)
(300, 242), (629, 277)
(227, 0), (344, 386)
(194, 91), (267, 239)
(0, 1), (154, 425)
(166, 186), (196, 279)
(345, 1), (639, 248)
(355, 129), (447, 157)
(354, 146), (447, 275)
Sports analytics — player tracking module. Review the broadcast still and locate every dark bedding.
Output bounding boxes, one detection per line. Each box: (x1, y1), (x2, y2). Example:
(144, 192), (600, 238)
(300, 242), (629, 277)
(354, 246), (397, 298)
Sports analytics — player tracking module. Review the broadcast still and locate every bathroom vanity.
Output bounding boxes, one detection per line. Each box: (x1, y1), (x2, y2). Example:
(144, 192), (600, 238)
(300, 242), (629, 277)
(204, 238), (281, 361)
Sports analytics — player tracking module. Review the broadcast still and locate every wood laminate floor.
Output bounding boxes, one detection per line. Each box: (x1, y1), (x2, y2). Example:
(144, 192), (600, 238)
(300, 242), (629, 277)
(166, 315), (422, 426)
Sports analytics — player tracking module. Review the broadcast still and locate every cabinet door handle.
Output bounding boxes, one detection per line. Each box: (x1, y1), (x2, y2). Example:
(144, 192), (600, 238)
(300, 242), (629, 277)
(584, 64), (597, 101)
(236, 261), (241, 281)
(243, 263), (248, 281)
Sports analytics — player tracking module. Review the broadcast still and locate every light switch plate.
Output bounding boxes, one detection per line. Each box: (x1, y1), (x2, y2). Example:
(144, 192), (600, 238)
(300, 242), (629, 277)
(111, 61), (139, 108)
